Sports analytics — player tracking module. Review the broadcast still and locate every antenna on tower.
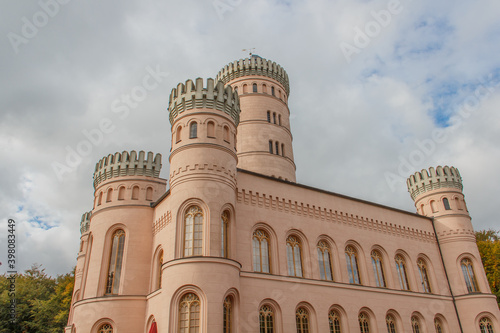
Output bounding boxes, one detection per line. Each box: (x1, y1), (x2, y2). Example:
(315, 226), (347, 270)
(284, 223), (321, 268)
(242, 48), (256, 56)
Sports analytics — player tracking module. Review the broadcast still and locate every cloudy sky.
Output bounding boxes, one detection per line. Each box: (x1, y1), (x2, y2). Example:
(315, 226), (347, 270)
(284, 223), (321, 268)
(1, 0), (499, 276)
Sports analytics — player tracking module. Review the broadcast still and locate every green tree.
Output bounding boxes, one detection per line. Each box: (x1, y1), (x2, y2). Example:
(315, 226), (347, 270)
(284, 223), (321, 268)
(0, 264), (75, 333)
(476, 229), (500, 308)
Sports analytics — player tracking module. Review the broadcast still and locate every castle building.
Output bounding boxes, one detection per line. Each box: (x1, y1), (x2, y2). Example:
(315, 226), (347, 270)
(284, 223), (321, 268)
(66, 56), (500, 333)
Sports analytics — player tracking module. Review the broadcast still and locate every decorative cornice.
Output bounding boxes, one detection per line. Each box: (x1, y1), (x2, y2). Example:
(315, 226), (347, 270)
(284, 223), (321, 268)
(153, 211), (171, 235)
(407, 166), (463, 201)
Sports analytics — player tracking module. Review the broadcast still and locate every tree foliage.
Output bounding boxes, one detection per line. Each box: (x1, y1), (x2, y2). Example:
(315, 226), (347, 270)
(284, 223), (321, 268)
(0, 264), (74, 333)
(476, 229), (500, 307)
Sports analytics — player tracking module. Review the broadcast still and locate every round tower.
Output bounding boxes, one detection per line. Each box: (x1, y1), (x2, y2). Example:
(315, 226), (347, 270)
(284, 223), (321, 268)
(407, 166), (500, 331)
(165, 78), (241, 331)
(216, 55), (296, 182)
(68, 150), (167, 333)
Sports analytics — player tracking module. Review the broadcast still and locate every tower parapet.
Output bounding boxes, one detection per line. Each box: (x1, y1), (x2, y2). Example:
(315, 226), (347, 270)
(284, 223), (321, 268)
(93, 150), (162, 189)
(216, 56), (290, 95)
(407, 166), (463, 201)
(80, 211), (92, 234)
(168, 78), (240, 126)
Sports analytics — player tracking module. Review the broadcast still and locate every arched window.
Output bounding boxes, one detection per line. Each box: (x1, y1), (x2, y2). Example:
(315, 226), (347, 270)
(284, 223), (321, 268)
(480, 317), (494, 333)
(267, 111), (271, 123)
(118, 186), (125, 200)
(371, 250), (386, 287)
(296, 308), (310, 333)
(275, 141), (279, 155)
(184, 206), (203, 257)
(443, 197), (451, 210)
(359, 312), (370, 333)
(286, 235), (303, 277)
(132, 186), (139, 200)
(98, 324), (113, 333)
(430, 200), (438, 213)
(281, 144), (285, 157)
(455, 197), (462, 210)
(223, 126), (230, 142)
(223, 296), (232, 333)
(221, 211), (229, 258)
(176, 125), (182, 142)
(106, 188), (113, 202)
(259, 305), (274, 333)
(269, 140), (273, 154)
(97, 191), (103, 206)
(420, 204), (425, 215)
(278, 115), (281, 126)
(329, 310), (341, 333)
(189, 122), (197, 139)
(434, 318), (443, 333)
(317, 241), (333, 281)
(461, 258), (479, 292)
(179, 293), (200, 332)
(345, 246), (360, 284)
(207, 121), (215, 138)
(146, 187), (153, 201)
(157, 250), (163, 289)
(273, 112), (276, 124)
(105, 230), (125, 295)
(411, 316), (421, 333)
(243, 84), (248, 94)
(386, 315), (397, 333)
(252, 230), (270, 273)
(417, 259), (432, 293)
(253, 83), (258, 93)
(395, 255), (410, 290)
(262, 84), (267, 93)
(271, 86), (275, 96)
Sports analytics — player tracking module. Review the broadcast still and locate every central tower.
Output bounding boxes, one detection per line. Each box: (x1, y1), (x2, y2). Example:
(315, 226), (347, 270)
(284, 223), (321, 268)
(216, 55), (296, 182)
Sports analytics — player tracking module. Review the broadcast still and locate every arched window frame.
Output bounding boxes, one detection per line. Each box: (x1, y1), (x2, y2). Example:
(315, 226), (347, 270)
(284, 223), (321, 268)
(207, 121), (215, 138)
(117, 186), (125, 200)
(371, 250), (386, 287)
(317, 241), (333, 281)
(106, 188), (113, 202)
(157, 249), (163, 290)
(179, 293), (201, 332)
(131, 185), (139, 200)
(259, 305), (274, 333)
(417, 259), (432, 293)
(479, 317), (495, 333)
(223, 125), (230, 142)
(461, 258), (479, 293)
(253, 83), (258, 93)
(267, 111), (271, 123)
(359, 312), (370, 333)
(271, 86), (275, 96)
(286, 235), (303, 277)
(411, 316), (421, 333)
(105, 229), (125, 295)
(183, 206), (204, 257)
(345, 245), (361, 284)
(252, 229), (271, 273)
(275, 141), (279, 155)
(189, 122), (198, 139)
(221, 210), (230, 258)
(395, 255), (410, 291)
(269, 140), (273, 154)
(386, 314), (397, 333)
(176, 125), (182, 142)
(434, 318), (443, 333)
(146, 187), (153, 201)
(296, 307), (310, 333)
(223, 296), (232, 333)
(328, 310), (342, 333)
(442, 197), (451, 210)
(98, 323), (113, 333)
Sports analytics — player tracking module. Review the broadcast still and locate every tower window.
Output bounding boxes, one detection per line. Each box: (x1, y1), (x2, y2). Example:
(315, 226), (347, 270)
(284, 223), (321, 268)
(281, 144), (285, 157)
(146, 187), (153, 201)
(207, 121), (215, 138)
(132, 186), (139, 200)
(105, 229), (125, 295)
(118, 186), (125, 200)
(269, 140), (273, 154)
(106, 188), (113, 202)
(262, 84), (267, 94)
(278, 115), (281, 126)
(184, 206), (203, 257)
(271, 86), (275, 96)
(273, 112), (276, 124)
(443, 197), (451, 210)
(176, 125), (182, 142)
(267, 111), (271, 123)
(243, 84), (248, 94)
(275, 141), (279, 155)
(223, 126), (230, 142)
(253, 83), (258, 93)
(189, 122), (198, 139)
(461, 258), (479, 292)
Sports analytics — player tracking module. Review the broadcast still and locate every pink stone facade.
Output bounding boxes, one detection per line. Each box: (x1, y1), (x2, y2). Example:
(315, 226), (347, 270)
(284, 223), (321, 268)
(66, 56), (500, 333)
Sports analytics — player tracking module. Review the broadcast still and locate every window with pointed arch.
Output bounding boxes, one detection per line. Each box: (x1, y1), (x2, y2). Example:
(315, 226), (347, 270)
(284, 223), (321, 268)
(183, 206), (203, 257)
(345, 245), (361, 284)
(480, 317), (494, 333)
(296, 307), (310, 333)
(252, 230), (270, 273)
(105, 229), (125, 295)
(395, 255), (410, 290)
(189, 122), (197, 139)
(371, 250), (386, 287)
(223, 296), (232, 333)
(179, 293), (200, 333)
(359, 312), (370, 333)
(98, 323), (113, 333)
(157, 250), (163, 290)
(317, 241), (333, 281)
(411, 316), (421, 333)
(461, 258), (479, 293)
(417, 259), (432, 293)
(443, 197), (451, 210)
(259, 305), (274, 333)
(386, 315), (397, 333)
(221, 211), (229, 258)
(286, 235), (303, 277)
(434, 318), (443, 333)
(329, 310), (341, 333)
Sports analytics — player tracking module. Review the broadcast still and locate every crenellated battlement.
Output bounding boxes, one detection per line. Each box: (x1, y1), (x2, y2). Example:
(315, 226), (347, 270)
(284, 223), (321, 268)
(407, 166), (463, 201)
(93, 150), (162, 189)
(80, 211), (92, 234)
(215, 55), (290, 95)
(168, 78), (240, 126)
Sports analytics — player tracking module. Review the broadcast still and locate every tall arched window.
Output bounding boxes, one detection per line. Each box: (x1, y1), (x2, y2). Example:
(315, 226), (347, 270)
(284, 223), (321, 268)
(411, 316), (421, 333)
(278, 115), (282, 126)
(223, 126), (230, 142)
(286, 235), (303, 277)
(317, 241), (333, 281)
(395, 255), (410, 290)
(132, 186), (139, 200)
(253, 83), (258, 93)
(207, 121), (215, 138)
(461, 258), (479, 292)
(269, 140), (273, 154)
(345, 246), (360, 284)
(118, 186), (125, 200)
(221, 211), (229, 258)
(223, 296), (232, 333)
(259, 305), (274, 333)
(434, 318), (443, 333)
(281, 144), (285, 157)
(105, 230), (125, 295)
(157, 250), (163, 289)
(97, 191), (103, 206)
(252, 230), (270, 273)
(430, 200), (438, 213)
(184, 206), (203, 257)
(329, 310), (341, 333)
(371, 250), (386, 287)
(386, 315), (397, 333)
(106, 188), (113, 202)
(267, 111), (271, 122)
(176, 125), (182, 142)
(262, 84), (267, 93)
(417, 259), (432, 293)
(275, 141), (279, 155)
(296, 308), (310, 333)
(480, 317), (494, 333)
(189, 122), (198, 139)
(273, 112), (276, 124)
(146, 187), (153, 201)
(179, 293), (200, 332)
(443, 197), (451, 210)
(271, 86), (275, 96)
(98, 324), (113, 333)
(359, 312), (370, 333)
(243, 84), (248, 94)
